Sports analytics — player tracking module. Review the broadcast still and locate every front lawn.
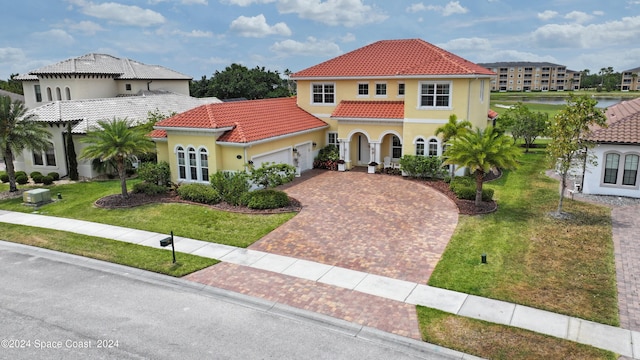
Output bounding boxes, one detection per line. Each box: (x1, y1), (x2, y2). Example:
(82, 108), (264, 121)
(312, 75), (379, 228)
(0, 180), (296, 248)
(428, 146), (618, 326)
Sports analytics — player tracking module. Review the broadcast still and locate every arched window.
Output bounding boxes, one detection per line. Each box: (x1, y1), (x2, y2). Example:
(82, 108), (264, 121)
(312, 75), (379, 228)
(46, 87), (52, 101)
(199, 148), (209, 182)
(623, 154), (639, 186)
(177, 146), (186, 180)
(415, 138), (425, 156)
(428, 138), (438, 156)
(65, 87), (71, 100)
(188, 147), (197, 180)
(56, 87), (62, 100)
(392, 135), (402, 159)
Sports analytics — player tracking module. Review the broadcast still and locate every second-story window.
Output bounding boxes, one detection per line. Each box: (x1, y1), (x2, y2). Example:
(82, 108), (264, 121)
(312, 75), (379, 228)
(358, 83), (368, 96)
(375, 83), (387, 96)
(34, 85), (42, 102)
(312, 83), (335, 105)
(398, 82), (405, 96)
(419, 81), (451, 108)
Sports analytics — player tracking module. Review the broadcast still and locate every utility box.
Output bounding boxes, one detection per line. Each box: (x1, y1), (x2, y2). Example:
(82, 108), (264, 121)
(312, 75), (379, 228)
(23, 189), (52, 205)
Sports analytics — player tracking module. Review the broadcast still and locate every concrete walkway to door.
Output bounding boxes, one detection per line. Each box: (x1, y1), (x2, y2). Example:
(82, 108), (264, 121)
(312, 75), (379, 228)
(251, 169), (460, 284)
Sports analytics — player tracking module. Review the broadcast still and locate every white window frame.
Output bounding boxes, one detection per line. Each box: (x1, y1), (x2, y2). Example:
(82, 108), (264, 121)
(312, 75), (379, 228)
(391, 135), (402, 160)
(375, 82), (387, 97)
(33, 142), (56, 167)
(328, 132), (340, 153)
(357, 82), (369, 97)
(415, 137), (425, 156)
(311, 83), (336, 105)
(418, 81), (452, 109)
(397, 82), (405, 97)
(428, 138), (439, 156)
(176, 145), (210, 183)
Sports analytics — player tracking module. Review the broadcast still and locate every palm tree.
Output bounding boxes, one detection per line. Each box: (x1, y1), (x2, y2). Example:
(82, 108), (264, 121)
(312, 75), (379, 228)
(80, 118), (155, 197)
(435, 114), (472, 176)
(0, 96), (51, 192)
(444, 126), (521, 206)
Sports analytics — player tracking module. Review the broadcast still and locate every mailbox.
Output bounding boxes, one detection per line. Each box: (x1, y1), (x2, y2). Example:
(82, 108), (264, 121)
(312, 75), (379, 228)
(160, 237), (173, 247)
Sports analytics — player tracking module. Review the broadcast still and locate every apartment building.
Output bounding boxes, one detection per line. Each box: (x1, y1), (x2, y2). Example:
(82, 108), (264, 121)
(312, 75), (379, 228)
(621, 67), (640, 91)
(477, 62), (581, 92)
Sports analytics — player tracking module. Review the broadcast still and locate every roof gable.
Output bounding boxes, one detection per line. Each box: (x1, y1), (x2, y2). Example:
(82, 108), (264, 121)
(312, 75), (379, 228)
(155, 97), (328, 143)
(292, 39), (494, 79)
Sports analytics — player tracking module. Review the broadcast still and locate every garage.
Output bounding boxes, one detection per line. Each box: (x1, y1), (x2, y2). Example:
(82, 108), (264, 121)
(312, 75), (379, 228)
(295, 143), (313, 172)
(252, 148), (293, 168)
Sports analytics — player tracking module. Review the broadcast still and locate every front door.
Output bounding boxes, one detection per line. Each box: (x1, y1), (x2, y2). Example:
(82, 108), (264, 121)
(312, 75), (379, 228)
(357, 134), (370, 165)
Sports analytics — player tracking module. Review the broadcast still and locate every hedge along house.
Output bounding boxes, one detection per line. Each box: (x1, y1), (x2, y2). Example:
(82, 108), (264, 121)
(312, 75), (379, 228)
(290, 39), (495, 170)
(150, 97), (328, 184)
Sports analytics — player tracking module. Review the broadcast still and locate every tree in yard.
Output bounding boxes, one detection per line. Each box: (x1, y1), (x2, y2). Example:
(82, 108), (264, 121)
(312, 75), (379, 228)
(0, 96), (51, 192)
(498, 102), (549, 152)
(435, 114), (472, 150)
(65, 121), (79, 181)
(444, 126), (521, 206)
(80, 118), (155, 197)
(191, 64), (292, 100)
(547, 94), (607, 215)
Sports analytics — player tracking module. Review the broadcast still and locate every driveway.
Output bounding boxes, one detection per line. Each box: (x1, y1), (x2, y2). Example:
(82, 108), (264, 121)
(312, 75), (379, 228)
(252, 169), (459, 284)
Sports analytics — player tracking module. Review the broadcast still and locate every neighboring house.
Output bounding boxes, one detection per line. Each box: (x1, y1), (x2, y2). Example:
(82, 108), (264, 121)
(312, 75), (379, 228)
(581, 97), (640, 198)
(291, 39), (494, 170)
(621, 67), (640, 92)
(478, 61), (580, 92)
(14, 91), (221, 179)
(16, 53), (191, 110)
(12, 53), (214, 179)
(151, 97), (328, 183)
(0, 89), (25, 103)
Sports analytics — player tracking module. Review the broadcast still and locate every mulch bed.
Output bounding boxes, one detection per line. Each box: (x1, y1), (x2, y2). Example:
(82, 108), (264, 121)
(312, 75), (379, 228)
(94, 191), (303, 214)
(419, 179), (497, 215)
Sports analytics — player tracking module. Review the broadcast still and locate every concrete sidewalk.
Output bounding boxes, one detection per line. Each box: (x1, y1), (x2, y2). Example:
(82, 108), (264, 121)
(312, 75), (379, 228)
(0, 210), (638, 358)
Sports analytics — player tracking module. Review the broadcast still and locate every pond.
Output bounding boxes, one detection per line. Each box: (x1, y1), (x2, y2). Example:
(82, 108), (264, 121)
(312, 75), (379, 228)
(508, 97), (624, 108)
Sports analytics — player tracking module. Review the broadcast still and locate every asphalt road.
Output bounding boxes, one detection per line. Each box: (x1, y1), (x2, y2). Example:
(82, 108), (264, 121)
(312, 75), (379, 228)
(0, 241), (467, 360)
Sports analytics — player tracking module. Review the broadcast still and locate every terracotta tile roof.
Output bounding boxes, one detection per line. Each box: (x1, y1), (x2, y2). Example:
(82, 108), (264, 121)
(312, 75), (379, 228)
(488, 109), (499, 120)
(292, 39), (494, 79)
(154, 97), (328, 143)
(331, 100), (404, 119)
(586, 97), (640, 144)
(148, 129), (167, 138)
(16, 53), (191, 80)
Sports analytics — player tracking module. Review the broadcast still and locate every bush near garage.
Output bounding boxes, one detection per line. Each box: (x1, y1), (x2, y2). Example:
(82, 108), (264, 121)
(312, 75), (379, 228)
(243, 189), (291, 209)
(177, 183), (221, 205)
(449, 176), (494, 201)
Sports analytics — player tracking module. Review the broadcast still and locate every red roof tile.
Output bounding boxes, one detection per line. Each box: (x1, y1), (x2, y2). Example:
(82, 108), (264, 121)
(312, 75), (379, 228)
(292, 39), (495, 78)
(154, 97), (328, 143)
(586, 98), (640, 144)
(488, 109), (499, 120)
(331, 101), (404, 119)
(148, 129), (167, 138)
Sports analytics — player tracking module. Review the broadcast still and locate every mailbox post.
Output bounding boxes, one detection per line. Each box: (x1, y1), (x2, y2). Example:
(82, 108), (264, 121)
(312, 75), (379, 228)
(159, 231), (176, 264)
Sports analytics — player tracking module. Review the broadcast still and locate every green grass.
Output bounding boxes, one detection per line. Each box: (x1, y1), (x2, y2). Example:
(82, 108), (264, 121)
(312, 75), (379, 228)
(1, 223), (218, 277)
(490, 90), (640, 100)
(428, 146), (618, 326)
(0, 180), (296, 248)
(416, 306), (616, 360)
(490, 100), (565, 118)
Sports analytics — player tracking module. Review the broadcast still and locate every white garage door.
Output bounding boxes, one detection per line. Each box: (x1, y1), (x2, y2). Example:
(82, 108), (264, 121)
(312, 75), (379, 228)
(252, 148), (292, 168)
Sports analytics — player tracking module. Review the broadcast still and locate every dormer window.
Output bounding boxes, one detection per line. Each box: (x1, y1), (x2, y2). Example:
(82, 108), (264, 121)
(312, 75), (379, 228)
(358, 83), (369, 96)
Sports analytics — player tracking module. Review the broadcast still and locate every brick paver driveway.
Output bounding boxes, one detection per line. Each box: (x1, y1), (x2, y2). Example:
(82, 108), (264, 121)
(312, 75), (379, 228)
(253, 169), (459, 283)
(187, 169), (459, 339)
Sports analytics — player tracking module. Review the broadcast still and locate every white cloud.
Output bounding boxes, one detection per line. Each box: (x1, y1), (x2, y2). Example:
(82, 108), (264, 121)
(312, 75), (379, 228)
(31, 29), (75, 46)
(532, 16), (640, 48)
(70, 1), (165, 27)
(270, 37), (341, 57)
(148, 0), (208, 4)
(537, 10), (558, 21)
(172, 29), (214, 38)
(593, 10), (604, 16)
(406, 1), (468, 16)
(221, 0), (276, 5)
(340, 32), (356, 43)
(477, 49), (558, 64)
(63, 20), (105, 35)
(277, 0), (387, 27)
(230, 14), (291, 37)
(564, 11), (593, 24)
(0, 47), (26, 64)
(439, 37), (491, 51)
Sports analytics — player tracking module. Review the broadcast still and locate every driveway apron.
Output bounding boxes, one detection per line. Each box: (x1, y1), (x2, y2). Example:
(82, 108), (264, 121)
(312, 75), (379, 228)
(612, 204), (640, 332)
(186, 170), (459, 339)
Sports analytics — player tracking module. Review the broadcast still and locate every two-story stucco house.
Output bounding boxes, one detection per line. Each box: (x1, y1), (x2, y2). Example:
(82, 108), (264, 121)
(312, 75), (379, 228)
(151, 39), (495, 184)
(14, 53), (221, 179)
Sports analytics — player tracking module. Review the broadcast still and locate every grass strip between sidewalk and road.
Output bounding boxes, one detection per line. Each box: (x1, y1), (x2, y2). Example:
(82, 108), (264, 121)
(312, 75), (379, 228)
(1, 223), (218, 277)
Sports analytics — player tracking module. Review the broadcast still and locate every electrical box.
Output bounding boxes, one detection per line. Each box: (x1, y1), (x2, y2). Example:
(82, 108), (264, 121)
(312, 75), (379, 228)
(23, 189), (52, 205)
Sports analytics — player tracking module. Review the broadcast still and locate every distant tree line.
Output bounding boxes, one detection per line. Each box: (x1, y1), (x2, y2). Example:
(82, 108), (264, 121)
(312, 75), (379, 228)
(0, 74), (23, 95)
(190, 64), (295, 100)
(578, 67), (622, 92)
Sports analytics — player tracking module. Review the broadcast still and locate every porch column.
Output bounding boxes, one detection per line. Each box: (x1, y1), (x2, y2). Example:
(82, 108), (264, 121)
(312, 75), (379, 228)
(342, 139), (351, 168)
(374, 142), (381, 164)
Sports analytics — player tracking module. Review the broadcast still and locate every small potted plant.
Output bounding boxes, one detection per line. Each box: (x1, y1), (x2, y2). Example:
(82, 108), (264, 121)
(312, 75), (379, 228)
(368, 161), (378, 174)
(337, 159), (346, 172)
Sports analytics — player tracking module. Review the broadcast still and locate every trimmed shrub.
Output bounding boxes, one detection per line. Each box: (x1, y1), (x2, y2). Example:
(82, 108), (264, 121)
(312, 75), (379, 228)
(244, 189), (291, 209)
(16, 174), (28, 185)
(399, 155), (446, 179)
(15, 171), (27, 178)
(449, 176), (494, 202)
(177, 183), (221, 205)
(133, 182), (167, 195)
(210, 171), (250, 206)
(314, 145), (340, 170)
(42, 175), (54, 185)
(30, 171), (43, 179)
(137, 161), (171, 187)
(47, 172), (60, 181)
(0, 173), (7, 183)
(248, 162), (296, 189)
(32, 173), (44, 184)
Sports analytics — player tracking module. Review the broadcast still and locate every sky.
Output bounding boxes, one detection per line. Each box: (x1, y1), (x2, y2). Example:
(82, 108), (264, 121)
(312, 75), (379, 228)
(2, 0), (640, 81)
